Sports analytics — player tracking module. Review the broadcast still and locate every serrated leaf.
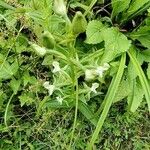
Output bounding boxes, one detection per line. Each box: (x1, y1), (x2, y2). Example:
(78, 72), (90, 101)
(112, 0), (130, 18)
(85, 20), (107, 44)
(128, 80), (144, 112)
(104, 27), (131, 52)
(101, 27), (131, 63)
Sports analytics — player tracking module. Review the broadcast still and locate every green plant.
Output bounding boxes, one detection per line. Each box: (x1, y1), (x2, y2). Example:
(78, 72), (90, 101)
(0, 0), (150, 149)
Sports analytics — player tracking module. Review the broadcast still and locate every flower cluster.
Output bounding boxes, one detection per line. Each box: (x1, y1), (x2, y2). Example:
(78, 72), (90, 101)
(85, 63), (110, 81)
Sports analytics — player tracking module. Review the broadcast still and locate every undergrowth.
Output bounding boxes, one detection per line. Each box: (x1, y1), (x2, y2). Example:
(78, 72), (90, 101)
(0, 0), (150, 149)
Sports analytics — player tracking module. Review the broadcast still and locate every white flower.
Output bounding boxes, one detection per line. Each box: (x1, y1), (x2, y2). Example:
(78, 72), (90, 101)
(52, 61), (61, 73)
(56, 96), (63, 104)
(43, 81), (55, 96)
(53, 0), (67, 17)
(30, 43), (46, 56)
(95, 66), (104, 78)
(103, 63), (110, 70)
(96, 63), (110, 78)
(85, 69), (96, 81)
(90, 83), (99, 93)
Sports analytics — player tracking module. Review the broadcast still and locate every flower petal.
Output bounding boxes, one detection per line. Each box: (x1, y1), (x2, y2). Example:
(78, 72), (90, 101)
(52, 61), (61, 73)
(90, 83), (99, 93)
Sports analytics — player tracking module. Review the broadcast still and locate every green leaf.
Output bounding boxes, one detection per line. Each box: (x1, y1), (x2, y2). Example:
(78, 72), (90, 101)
(113, 79), (131, 103)
(23, 71), (37, 86)
(23, 71), (31, 86)
(101, 27), (131, 63)
(128, 49), (150, 112)
(128, 80), (144, 112)
(121, 1), (150, 24)
(104, 27), (131, 52)
(140, 50), (150, 62)
(130, 26), (150, 48)
(19, 93), (34, 107)
(78, 101), (98, 126)
(10, 78), (21, 94)
(126, 0), (149, 17)
(0, 55), (19, 79)
(111, 0), (130, 18)
(85, 20), (107, 44)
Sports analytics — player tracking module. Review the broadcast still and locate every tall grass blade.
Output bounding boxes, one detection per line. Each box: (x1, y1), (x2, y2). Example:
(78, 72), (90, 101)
(87, 53), (126, 149)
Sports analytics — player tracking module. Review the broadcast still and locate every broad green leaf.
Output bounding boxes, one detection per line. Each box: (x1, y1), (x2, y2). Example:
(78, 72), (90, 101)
(128, 80), (144, 112)
(111, 0), (131, 18)
(130, 26), (150, 48)
(85, 20), (107, 44)
(104, 28), (131, 52)
(101, 27), (131, 63)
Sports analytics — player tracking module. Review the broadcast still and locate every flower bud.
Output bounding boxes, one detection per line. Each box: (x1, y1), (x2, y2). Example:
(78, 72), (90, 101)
(53, 0), (67, 17)
(72, 11), (87, 35)
(42, 31), (55, 49)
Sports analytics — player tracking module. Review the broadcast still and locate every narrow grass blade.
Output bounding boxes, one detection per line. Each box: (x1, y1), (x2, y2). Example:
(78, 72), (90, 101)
(128, 49), (150, 112)
(87, 53), (126, 150)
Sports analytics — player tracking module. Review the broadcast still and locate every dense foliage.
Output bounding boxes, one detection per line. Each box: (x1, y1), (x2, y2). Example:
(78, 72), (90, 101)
(0, 0), (150, 149)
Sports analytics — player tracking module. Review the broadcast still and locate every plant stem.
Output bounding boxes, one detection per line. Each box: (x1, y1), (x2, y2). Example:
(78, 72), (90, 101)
(4, 93), (15, 127)
(69, 70), (79, 149)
